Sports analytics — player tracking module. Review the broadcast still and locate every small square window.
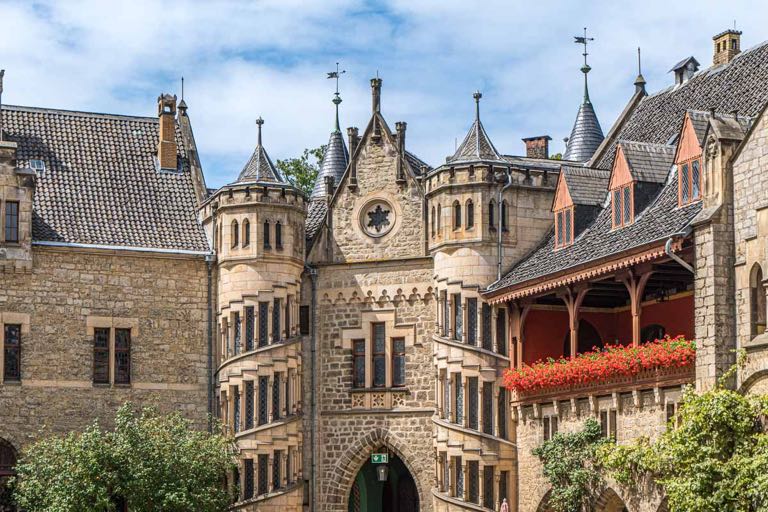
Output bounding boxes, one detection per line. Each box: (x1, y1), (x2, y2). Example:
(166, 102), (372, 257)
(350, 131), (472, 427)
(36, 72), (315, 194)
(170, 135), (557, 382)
(29, 159), (46, 175)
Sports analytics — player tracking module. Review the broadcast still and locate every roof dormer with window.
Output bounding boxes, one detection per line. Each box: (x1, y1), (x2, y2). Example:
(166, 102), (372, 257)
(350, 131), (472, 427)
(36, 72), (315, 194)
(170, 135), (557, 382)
(674, 112), (704, 207)
(609, 145), (635, 229)
(552, 166), (609, 250)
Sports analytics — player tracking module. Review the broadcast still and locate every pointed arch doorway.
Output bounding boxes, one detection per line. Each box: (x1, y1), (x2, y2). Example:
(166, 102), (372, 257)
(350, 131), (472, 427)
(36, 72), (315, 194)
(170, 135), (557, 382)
(348, 451), (419, 512)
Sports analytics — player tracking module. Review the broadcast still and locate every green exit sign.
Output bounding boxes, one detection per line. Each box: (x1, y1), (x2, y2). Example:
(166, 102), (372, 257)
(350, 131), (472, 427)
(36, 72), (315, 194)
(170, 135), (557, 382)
(371, 453), (388, 464)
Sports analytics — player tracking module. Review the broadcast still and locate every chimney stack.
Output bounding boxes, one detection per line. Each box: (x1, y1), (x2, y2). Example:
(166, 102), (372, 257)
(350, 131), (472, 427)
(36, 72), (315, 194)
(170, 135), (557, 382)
(371, 77), (382, 113)
(157, 94), (178, 170)
(395, 122), (406, 152)
(522, 135), (552, 159)
(713, 29), (742, 66)
(347, 126), (359, 188)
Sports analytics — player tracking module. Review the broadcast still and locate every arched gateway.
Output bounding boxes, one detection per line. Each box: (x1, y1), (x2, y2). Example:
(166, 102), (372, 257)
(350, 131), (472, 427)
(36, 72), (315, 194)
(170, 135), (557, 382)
(348, 451), (419, 512)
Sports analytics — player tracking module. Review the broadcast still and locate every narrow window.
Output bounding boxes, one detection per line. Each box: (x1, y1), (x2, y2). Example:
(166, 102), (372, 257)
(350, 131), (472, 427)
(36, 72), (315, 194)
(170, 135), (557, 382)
(299, 305), (310, 335)
(482, 303), (492, 351)
(751, 264), (766, 337)
(4, 201), (19, 243)
(243, 459), (254, 499)
(692, 160), (701, 199)
(466, 200), (474, 229)
(623, 186), (632, 224)
(499, 470), (509, 504)
(272, 299), (281, 342)
(498, 388), (508, 440)
(3, 324), (21, 382)
(258, 376), (269, 425)
(258, 302), (269, 347)
(466, 298), (477, 346)
(392, 337), (405, 387)
(543, 415), (559, 441)
(245, 306), (255, 351)
(93, 327), (110, 384)
(482, 381), (494, 434)
(114, 328), (131, 384)
(488, 201), (496, 230)
(613, 189), (622, 226)
(372, 323), (386, 388)
(442, 371), (450, 420)
(436, 203), (441, 233)
(273, 450), (282, 489)
(501, 200), (508, 231)
(431, 206), (436, 238)
(257, 454), (269, 495)
(233, 312), (241, 355)
(496, 306), (507, 355)
(285, 298), (291, 338)
(441, 291), (449, 337)
(467, 461), (479, 503)
(242, 218), (250, 247)
(556, 210), (564, 246)
(564, 208), (573, 244)
(245, 380), (255, 430)
(483, 466), (495, 509)
(600, 409), (617, 439)
(442, 453), (450, 493)
(680, 163), (690, 203)
(453, 294), (463, 341)
(285, 371), (292, 415)
(454, 456), (464, 498)
(272, 374), (281, 420)
(263, 221), (271, 249)
(231, 220), (239, 248)
(353, 339), (365, 388)
(275, 221), (283, 249)
(468, 377), (479, 430)
(233, 384), (241, 433)
(453, 201), (461, 229)
(454, 374), (463, 424)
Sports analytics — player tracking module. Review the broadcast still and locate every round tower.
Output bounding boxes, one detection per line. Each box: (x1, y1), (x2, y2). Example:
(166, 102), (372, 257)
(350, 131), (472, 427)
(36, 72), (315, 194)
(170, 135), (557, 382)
(200, 118), (306, 510)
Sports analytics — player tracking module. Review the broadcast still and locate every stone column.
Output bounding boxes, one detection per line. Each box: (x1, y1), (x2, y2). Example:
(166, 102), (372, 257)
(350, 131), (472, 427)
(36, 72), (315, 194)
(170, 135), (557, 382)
(267, 376), (274, 423)
(268, 454), (275, 492)
(559, 286), (589, 358)
(463, 376), (470, 428)
(620, 270), (653, 346)
(478, 462), (485, 506)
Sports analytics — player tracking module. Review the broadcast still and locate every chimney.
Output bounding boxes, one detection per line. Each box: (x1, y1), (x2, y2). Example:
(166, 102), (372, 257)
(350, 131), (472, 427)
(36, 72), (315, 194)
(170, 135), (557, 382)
(347, 126), (359, 188)
(713, 29), (742, 66)
(371, 78), (382, 113)
(522, 135), (552, 159)
(347, 126), (359, 155)
(157, 93), (177, 170)
(670, 57), (700, 86)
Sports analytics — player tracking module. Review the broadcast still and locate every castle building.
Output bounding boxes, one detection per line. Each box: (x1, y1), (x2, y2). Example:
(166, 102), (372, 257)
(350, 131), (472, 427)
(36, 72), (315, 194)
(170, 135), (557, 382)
(2, 27), (768, 512)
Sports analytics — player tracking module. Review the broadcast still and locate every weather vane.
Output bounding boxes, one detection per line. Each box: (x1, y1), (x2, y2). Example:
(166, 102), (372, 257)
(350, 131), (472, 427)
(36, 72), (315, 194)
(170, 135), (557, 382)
(327, 62), (345, 95)
(574, 27), (595, 102)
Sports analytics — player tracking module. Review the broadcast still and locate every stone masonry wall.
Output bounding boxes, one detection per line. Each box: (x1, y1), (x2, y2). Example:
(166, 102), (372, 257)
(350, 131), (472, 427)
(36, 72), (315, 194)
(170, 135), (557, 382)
(0, 247), (209, 451)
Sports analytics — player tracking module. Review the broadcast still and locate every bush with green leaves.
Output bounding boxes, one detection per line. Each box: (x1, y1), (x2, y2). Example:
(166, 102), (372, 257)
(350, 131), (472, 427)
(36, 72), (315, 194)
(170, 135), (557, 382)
(11, 403), (235, 512)
(277, 146), (326, 197)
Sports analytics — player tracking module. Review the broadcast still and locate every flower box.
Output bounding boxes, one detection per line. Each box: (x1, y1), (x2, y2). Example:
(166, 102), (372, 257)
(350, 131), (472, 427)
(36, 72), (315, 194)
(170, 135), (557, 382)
(503, 336), (696, 397)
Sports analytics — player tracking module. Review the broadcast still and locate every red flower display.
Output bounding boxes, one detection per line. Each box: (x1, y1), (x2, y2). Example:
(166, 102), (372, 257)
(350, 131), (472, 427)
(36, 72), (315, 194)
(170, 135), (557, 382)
(503, 336), (696, 393)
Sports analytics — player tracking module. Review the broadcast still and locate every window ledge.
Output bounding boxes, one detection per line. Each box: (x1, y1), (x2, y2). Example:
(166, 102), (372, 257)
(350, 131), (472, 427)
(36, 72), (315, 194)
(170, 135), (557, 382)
(350, 386), (409, 394)
(433, 334), (510, 362)
(432, 489), (495, 512)
(217, 336), (302, 371)
(433, 417), (515, 447)
(1, 380), (21, 386)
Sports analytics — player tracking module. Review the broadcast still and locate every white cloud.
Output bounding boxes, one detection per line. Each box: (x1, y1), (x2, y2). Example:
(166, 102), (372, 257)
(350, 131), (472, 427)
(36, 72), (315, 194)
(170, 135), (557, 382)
(1, 0), (767, 186)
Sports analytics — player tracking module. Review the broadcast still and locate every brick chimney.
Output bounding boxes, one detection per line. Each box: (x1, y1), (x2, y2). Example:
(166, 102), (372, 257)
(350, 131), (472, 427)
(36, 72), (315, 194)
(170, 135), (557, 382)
(522, 135), (552, 159)
(157, 93), (177, 170)
(713, 29), (742, 66)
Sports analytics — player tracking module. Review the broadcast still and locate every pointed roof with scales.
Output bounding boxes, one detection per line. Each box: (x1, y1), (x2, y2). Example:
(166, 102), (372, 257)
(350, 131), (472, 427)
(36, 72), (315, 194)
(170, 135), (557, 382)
(310, 92), (349, 200)
(236, 117), (285, 183)
(447, 91), (504, 163)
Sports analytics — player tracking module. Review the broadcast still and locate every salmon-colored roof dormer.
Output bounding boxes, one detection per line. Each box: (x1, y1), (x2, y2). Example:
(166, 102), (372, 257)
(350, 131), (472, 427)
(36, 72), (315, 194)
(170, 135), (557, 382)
(552, 171), (573, 212)
(609, 144), (635, 190)
(674, 112), (704, 164)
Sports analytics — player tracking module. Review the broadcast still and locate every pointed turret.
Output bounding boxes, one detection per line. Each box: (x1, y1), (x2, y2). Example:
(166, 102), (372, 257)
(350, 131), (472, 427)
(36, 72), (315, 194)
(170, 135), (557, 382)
(310, 91), (349, 200)
(563, 28), (605, 162)
(448, 91), (503, 163)
(236, 117), (284, 183)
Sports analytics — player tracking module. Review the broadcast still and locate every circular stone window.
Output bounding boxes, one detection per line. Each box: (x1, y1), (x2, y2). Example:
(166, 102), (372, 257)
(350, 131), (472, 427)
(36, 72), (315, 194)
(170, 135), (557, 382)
(360, 199), (395, 238)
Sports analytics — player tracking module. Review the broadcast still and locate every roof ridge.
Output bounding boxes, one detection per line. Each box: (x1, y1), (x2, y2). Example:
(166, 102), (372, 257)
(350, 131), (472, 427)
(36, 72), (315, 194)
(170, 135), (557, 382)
(3, 104), (158, 122)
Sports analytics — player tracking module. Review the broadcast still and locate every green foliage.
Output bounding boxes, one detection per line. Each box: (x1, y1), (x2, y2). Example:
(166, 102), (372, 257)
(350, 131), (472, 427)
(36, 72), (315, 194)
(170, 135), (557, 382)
(277, 145), (326, 196)
(549, 152), (563, 160)
(533, 418), (609, 512)
(12, 403), (235, 512)
(599, 386), (768, 512)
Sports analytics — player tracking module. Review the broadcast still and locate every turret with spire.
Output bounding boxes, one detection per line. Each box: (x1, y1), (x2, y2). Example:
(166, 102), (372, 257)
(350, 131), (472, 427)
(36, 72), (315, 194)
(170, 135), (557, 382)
(563, 28), (605, 163)
(236, 117), (285, 183)
(447, 90), (504, 163)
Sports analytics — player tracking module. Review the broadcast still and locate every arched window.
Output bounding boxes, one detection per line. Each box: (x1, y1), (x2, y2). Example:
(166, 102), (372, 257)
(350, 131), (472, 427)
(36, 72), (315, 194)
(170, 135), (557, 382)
(466, 199), (474, 229)
(242, 218), (250, 247)
(263, 221), (271, 249)
(436, 204), (441, 233)
(231, 220), (239, 248)
(489, 201), (496, 230)
(275, 221), (283, 249)
(431, 206), (436, 238)
(453, 201), (461, 230)
(641, 324), (666, 344)
(501, 200), (508, 231)
(751, 264), (766, 337)
(0, 438), (16, 477)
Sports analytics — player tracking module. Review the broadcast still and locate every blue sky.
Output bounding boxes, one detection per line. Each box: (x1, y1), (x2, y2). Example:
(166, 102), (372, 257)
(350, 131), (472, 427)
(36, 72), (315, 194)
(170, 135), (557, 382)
(1, 0), (766, 188)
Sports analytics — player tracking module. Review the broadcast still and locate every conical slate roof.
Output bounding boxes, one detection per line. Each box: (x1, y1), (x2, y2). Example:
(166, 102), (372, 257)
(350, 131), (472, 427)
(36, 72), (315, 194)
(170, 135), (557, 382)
(236, 117), (284, 183)
(563, 99), (604, 162)
(311, 129), (348, 199)
(448, 91), (504, 163)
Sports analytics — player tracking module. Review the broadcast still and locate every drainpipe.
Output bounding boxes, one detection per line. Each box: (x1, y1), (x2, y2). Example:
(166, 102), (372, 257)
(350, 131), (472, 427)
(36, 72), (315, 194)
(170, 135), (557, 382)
(305, 264), (318, 510)
(207, 204), (218, 433)
(665, 226), (694, 273)
(497, 167), (513, 281)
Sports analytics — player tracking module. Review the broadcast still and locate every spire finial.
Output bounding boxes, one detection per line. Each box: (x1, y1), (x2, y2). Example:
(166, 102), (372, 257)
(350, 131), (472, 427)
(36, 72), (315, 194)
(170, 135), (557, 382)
(574, 27), (594, 103)
(327, 62), (346, 132)
(256, 117), (264, 146)
(473, 90), (482, 122)
(634, 47), (647, 93)
(181, 76), (184, 101)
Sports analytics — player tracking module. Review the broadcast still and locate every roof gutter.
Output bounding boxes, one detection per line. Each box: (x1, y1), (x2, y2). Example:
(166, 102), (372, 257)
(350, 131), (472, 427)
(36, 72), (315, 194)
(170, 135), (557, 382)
(33, 240), (213, 256)
(665, 225), (694, 273)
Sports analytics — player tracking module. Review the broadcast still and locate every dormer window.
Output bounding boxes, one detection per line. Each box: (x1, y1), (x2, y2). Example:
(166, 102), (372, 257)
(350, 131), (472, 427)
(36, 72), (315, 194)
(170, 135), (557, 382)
(678, 158), (701, 206)
(554, 207), (573, 249)
(29, 159), (46, 176)
(611, 184), (633, 228)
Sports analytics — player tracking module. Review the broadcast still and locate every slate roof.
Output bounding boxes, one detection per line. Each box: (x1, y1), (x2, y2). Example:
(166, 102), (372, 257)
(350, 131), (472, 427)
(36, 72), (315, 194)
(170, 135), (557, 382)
(306, 199), (326, 244)
(236, 120), (284, 184)
(563, 98), (604, 162)
(560, 166), (610, 206)
(592, 40), (768, 170)
(488, 170), (701, 292)
(2, 105), (210, 252)
(447, 103), (504, 164)
(619, 141), (676, 183)
(405, 150), (433, 175)
(310, 130), (348, 200)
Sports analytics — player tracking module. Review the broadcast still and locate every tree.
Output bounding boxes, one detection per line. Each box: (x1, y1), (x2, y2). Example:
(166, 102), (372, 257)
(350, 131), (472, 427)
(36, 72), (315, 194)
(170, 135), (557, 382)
(12, 404), (235, 512)
(598, 359), (768, 512)
(277, 145), (326, 197)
